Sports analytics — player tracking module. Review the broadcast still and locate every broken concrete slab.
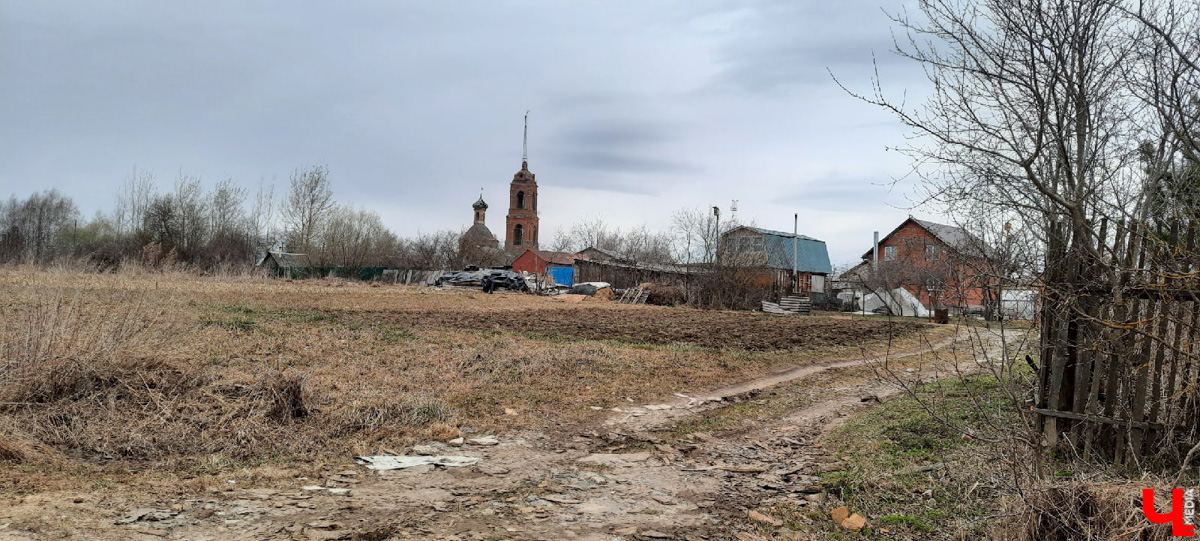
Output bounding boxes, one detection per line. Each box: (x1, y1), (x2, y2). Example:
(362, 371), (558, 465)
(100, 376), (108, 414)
(576, 452), (651, 466)
(356, 455), (480, 470)
(466, 436), (499, 446)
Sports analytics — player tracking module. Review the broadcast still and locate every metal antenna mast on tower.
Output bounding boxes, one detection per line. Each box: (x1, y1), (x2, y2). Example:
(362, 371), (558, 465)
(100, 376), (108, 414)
(522, 110), (529, 164)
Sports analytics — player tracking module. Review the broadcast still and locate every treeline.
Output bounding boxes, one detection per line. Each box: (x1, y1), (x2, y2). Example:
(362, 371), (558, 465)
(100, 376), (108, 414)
(0, 165), (459, 272)
(1, 165), (744, 274)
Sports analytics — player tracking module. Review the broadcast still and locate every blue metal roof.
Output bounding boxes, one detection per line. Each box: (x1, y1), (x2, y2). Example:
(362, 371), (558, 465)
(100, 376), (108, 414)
(734, 226), (832, 274)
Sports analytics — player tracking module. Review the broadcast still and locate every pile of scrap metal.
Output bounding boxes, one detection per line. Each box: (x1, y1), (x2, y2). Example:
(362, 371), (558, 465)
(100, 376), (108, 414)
(434, 269), (532, 293)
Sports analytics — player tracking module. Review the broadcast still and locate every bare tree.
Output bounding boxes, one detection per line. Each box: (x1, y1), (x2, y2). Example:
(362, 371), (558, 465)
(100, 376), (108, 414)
(397, 230), (460, 270)
(550, 217), (675, 264)
(207, 178), (247, 238)
(0, 190), (78, 262)
(281, 165), (334, 255)
(671, 206), (740, 265)
(173, 174), (208, 261)
(250, 177), (278, 251)
(842, 2), (1200, 521)
(316, 206), (397, 269)
(836, 0), (1140, 496)
(113, 167), (156, 236)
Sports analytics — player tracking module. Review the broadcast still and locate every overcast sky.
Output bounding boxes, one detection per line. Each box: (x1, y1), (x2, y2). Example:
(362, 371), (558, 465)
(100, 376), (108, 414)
(0, 1), (939, 267)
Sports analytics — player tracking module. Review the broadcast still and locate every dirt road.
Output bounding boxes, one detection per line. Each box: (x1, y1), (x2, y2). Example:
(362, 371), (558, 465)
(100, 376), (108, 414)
(0, 327), (1015, 541)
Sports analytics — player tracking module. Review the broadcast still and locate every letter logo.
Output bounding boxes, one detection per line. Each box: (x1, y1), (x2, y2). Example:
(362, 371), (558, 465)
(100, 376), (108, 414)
(1144, 489), (1196, 537)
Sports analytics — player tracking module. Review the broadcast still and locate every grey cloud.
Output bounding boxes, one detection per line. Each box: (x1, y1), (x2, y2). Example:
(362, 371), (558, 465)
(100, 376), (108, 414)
(702, 0), (918, 93)
(556, 123), (674, 149)
(550, 149), (694, 176)
(542, 113), (697, 188)
(772, 172), (911, 209)
(0, 0), (937, 258)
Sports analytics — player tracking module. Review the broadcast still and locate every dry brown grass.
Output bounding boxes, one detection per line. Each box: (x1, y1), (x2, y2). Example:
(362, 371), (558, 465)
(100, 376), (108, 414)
(1012, 481), (1179, 541)
(0, 432), (26, 463)
(0, 267), (948, 484)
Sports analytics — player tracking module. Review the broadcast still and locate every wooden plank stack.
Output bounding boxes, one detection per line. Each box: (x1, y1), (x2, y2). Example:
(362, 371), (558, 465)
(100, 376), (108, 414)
(617, 287), (648, 304)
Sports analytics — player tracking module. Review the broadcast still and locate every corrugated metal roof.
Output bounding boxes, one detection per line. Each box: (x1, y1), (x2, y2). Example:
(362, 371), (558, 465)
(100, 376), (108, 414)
(726, 226), (832, 274)
(740, 226), (821, 242)
(576, 258), (690, 275)
(539, 251), (581, 265)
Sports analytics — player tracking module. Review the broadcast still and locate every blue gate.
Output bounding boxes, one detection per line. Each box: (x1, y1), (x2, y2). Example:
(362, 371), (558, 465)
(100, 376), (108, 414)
(547, 266), (575, 287)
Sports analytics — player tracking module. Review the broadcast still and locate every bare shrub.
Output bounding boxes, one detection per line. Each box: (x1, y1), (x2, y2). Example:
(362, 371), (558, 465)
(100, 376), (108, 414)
(256, 371), (309, 423)
(0, 433), (26, 463)
(687, 265), (775, 310)
(642, 283), (685, 306)
(1015, 482), (1176, 541)
(0, 291), (178, 406)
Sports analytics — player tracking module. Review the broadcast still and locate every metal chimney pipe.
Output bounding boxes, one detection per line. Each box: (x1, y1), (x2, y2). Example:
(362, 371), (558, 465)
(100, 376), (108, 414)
(873, 231), (880, 269)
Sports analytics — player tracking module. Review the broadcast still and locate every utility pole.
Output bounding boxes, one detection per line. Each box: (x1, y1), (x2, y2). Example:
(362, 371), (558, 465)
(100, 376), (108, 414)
(711, 206), (720, 265)
(793, 213), (799, 293)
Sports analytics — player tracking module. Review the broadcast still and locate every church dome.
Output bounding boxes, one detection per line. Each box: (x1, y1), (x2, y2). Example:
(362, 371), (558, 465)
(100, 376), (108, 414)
(472, 195), (488, 210)
(461, 222), (499, 249)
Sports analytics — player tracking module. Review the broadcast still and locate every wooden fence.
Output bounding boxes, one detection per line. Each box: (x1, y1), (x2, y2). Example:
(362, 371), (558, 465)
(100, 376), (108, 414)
(1037, 218), (1200, 466)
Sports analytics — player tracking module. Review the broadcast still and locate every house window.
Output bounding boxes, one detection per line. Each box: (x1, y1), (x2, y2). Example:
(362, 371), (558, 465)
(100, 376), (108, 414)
(517, 191), (525, 209)
(884, 245), (897, 261)
(514, 224), (524, 245)
(926, 244), (940, 260)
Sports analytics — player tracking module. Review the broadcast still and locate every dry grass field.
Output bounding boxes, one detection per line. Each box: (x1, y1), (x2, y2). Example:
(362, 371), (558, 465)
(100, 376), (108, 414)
(0, 267), (944, 497)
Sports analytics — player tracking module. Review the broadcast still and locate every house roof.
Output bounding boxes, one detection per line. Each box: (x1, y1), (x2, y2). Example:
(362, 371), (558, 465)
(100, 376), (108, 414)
(578, 246), (640, 265)
(519, 250), (583, 266)
(861, 217), (989, 260)
(724, 226), (833, 274)
(739, 226), (821, 242)
(256, 251), (310, 268)
(579, 246), (621, 259)
(575, 258), (690, 275)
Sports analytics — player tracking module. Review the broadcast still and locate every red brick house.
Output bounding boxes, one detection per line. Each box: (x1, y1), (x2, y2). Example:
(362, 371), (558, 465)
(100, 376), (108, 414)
(851, 217), (993, 313)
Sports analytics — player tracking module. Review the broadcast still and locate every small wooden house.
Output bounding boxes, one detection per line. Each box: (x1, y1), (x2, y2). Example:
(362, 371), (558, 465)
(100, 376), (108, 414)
(256, 251), (311, 278)
(720, 226), (833, 298)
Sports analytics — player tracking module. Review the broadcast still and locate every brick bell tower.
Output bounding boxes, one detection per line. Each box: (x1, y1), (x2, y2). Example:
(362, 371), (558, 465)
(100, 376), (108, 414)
(505, 112), (539, 251)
